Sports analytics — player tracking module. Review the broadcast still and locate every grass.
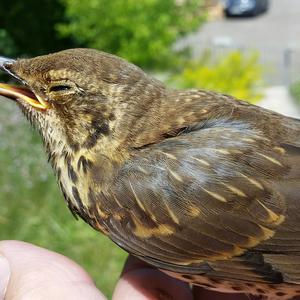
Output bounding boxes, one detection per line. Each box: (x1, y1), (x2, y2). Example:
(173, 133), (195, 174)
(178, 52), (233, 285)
(0, 99), (127, 298)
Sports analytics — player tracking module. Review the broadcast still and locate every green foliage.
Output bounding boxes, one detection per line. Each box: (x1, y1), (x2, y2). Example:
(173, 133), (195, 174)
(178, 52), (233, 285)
(290, 81), (300, 105)
(0, 0), (74, 57)
(0, 29), (17, 56)
(172, 50), (264, 103)
(58, 0), (206, 69)
(0, 100), (127, 298)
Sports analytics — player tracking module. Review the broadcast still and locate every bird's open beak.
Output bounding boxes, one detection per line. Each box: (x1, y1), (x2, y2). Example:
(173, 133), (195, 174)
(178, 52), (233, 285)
(0, 56), (49, 110)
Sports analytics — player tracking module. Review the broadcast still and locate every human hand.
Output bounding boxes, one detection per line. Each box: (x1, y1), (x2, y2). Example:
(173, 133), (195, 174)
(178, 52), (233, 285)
(0, 240), (106, 300)
(113, 255), (251, 300)
(0, 240), (253, 299)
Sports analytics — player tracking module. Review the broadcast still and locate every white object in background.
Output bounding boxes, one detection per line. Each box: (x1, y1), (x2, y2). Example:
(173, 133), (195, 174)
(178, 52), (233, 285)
(259, 85), (300, 118)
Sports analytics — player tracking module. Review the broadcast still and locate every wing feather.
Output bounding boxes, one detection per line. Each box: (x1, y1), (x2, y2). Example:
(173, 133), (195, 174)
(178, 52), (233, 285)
(103, 117), (300, 283)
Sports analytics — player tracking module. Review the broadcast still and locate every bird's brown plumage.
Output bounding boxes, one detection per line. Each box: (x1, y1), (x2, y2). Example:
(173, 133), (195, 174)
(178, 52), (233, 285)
(1, 48), (300, 299)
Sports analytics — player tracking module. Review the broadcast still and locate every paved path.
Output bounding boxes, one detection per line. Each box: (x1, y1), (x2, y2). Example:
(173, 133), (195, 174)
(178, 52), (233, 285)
(259, 86), (300, 118)
(176, 0), (300, 85)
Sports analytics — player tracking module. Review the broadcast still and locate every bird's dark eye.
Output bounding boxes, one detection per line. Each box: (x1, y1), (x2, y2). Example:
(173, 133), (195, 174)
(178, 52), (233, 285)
(49, 85), (72, 93)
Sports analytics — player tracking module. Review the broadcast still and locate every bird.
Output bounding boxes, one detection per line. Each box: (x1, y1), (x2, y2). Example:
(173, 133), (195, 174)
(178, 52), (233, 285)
(0, 48), (300, 299)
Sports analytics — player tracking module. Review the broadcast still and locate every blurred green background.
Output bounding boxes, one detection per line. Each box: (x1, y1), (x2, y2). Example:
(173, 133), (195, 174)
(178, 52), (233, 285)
(0, 0), (267, 298)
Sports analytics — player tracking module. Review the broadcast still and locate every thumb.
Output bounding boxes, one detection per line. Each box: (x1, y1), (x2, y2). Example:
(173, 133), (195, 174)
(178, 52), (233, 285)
(0, 253), (10, 298)
(0, 240), (106, 300)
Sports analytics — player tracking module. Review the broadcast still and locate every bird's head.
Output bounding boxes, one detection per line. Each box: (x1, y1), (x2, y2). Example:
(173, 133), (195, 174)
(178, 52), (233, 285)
(0, 48), (165, 156)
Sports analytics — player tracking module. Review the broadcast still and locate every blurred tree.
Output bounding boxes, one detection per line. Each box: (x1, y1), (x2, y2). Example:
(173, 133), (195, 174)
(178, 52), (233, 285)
(0, 0), (74, 57)
(0, 29), (17, 56)
(58, 0), (206, 69)
(171, 50), (264, 103)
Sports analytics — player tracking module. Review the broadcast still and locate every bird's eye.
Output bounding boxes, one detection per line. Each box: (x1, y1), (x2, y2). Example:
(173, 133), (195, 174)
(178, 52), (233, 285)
(49, 85), (72, 93)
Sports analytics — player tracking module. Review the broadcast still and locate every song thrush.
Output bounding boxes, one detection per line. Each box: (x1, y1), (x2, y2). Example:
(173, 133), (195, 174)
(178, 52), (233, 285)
(0, 49), (300, 299)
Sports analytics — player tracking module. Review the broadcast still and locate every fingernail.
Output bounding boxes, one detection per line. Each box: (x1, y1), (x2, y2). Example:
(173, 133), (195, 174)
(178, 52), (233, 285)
(0, 254), (10, 298)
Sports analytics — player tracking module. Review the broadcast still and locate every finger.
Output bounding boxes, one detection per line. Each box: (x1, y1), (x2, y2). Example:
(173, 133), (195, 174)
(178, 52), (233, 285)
(113, 255), (193, 300)
(0, 240), (106, 300)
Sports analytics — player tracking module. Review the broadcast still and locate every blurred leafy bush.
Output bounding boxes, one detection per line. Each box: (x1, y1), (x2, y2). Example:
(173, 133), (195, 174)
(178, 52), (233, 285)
(290, 81), (300, 105)
(58, 0), (206, 69)
(171, 50), (264, 103)
(0, 0), (206, 69)
(0, 29), (17, 56)
(0, 0), (73, 57)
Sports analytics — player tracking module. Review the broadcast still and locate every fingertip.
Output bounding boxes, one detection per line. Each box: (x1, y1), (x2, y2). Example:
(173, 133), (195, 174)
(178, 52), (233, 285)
(0, 240), (106, 300)
(0, 240), (92, 282)
(114, 256), (192, 300)
(0, 253), (10, 299)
